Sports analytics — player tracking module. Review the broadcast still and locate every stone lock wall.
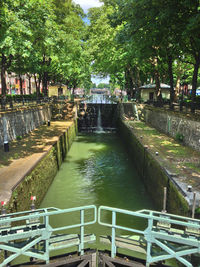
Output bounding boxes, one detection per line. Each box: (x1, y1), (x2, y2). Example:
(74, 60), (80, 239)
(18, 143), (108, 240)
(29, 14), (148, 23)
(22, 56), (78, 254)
(0, 105), (51, 146)
(117, 119), (189, 216)
(143, 106), (200, 151)
(78, 103), (118, 131)
(8, 121), (77, 212)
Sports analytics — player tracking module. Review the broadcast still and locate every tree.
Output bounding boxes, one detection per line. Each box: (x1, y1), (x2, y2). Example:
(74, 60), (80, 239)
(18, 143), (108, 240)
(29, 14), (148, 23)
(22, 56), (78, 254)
(87, 5), (127, 93)
(0, 0), (91, 97)
(0, 0), (31, 95)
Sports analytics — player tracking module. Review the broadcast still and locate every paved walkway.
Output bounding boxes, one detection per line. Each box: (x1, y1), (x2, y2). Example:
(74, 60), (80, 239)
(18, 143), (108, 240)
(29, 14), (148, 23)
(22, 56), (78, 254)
(126, 120), (200, 206)
(0, 121), (73, 204)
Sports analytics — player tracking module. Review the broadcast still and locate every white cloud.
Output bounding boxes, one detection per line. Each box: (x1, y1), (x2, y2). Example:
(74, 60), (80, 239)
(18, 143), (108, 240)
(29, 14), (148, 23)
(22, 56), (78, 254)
(73, 0), (103, 13)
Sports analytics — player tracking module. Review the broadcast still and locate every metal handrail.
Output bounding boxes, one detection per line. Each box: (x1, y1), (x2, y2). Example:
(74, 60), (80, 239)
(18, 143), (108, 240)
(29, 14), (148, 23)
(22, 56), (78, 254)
(98, 206), (200, 267)
(0, 205), (97, 266)
(1, 205), (200, 266)
(98, 206), (200, 229)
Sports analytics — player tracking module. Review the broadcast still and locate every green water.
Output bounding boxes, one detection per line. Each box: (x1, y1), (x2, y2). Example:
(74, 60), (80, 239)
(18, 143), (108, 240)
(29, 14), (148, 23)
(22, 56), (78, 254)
(14, 133), (178, 266)
(40, 133), (154, 235)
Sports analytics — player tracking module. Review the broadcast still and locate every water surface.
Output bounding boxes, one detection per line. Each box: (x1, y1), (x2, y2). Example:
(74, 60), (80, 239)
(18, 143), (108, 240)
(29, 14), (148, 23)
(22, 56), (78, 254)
(40, 133), (154, 235)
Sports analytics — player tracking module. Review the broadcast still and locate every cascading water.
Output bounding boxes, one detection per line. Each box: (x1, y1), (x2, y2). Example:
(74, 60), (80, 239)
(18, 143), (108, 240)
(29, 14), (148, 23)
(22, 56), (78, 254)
(96, 105), (103, 132)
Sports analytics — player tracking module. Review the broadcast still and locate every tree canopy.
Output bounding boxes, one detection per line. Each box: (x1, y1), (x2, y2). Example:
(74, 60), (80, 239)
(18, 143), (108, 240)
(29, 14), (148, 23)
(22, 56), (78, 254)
(0, 0), (90, 96)
(0, 0), (200, 112)
(87, 0), (200, 111)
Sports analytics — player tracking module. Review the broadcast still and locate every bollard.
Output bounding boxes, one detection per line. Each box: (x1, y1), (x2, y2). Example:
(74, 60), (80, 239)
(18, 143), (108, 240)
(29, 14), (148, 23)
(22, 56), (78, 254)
(187, 185), (192, 192)
(48, 120), (51, 126)
(4, 141), (9, 152)
(30, 196), (36, 210)
(1, 201), (6, 215)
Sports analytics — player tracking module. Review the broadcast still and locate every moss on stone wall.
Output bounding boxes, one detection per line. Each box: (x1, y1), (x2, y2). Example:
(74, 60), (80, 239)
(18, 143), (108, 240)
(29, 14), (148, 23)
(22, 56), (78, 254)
(118, 119), (189, 216)
(8, 121), (77, 212)
(8, 148), (58, 212)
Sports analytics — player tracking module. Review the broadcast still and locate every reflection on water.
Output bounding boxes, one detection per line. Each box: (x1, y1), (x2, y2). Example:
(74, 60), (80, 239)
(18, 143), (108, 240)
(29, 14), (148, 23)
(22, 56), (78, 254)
(40, 133), (154, 236)
(13, 133), (177, 266)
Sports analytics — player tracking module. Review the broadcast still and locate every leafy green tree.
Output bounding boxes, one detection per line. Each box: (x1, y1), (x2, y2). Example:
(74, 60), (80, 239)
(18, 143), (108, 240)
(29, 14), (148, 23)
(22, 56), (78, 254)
(0, 0), (32, 95)
(1, 0), (90, 97)
(97, 83), (110, 89)
(87, 5), (127, 93)
(102, 0), (200, 110)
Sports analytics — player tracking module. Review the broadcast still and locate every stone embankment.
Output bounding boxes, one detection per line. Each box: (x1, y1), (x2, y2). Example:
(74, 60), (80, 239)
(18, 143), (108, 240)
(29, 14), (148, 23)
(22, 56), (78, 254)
(0, 105), (51, 146)
(142, 105), (200, 152)
(0, 120), (77, 212)
(119, 103), (200, 216)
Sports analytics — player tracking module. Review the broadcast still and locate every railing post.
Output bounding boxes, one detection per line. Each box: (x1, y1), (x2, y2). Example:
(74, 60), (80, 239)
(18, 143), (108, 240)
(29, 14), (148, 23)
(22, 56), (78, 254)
(79, 209), (84, 255)
(111, 211), (116, 258)
(44, 214), (50, 264)
(146, 213), (153, 267)
(192, 192), (196, 219)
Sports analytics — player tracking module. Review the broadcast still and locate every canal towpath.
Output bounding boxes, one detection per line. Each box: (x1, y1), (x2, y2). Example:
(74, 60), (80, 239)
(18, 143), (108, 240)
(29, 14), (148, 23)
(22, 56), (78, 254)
(1, 116), (200, 212)
(125, 119), (200, 207)
(0, 121), (73, 204)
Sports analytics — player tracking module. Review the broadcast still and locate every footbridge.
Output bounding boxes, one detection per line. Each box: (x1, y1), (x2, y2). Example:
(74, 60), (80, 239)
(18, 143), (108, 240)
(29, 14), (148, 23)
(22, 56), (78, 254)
(0, 203), (200, 266)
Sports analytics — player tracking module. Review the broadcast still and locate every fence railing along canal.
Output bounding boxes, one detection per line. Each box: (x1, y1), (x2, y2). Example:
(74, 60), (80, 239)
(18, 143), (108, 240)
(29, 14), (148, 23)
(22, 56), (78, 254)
(0, 205), (96, 266)
(0, 96), (70, 111)
(0, 204), (200, 266)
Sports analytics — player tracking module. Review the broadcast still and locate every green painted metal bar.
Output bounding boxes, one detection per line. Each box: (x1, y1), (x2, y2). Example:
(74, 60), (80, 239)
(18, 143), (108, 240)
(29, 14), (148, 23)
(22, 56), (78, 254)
(146, 212), (153, 267)
(79, 209), (84, 255)
(111, 211), (116, 258)
(45, 213), (50, 264)
(98, 205), (200, 267)
(1, 204), (200, 266)
(0, 205), (97, 267)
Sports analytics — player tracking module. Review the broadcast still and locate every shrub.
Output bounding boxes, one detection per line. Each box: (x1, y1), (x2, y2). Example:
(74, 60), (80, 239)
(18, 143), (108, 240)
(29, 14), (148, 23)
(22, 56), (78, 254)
(16, 136), (22, 140)
(175, 132), (184, 142)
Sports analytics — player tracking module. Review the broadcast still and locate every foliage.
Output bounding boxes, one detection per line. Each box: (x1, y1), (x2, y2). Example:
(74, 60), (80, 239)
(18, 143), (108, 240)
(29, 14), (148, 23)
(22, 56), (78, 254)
(97, 83), (110, 89)
(0, 0), (91, 96)
(86, 0), (200, 108)
(16, 136), (22, 141)
(1, 0), (200, 110)
(175, 133), (184, 143)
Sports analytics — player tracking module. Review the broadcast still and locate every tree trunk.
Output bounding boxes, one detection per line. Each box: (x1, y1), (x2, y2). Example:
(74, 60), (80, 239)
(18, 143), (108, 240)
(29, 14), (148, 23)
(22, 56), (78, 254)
(42, 72), (48, 96)
(38, 74), (41, 95)
(19, 75), (23, 95)
(129, 65), (138, 98)
(1, 54), (7, 96)
(167, 54), (174, 110)
(135, 66), (142, 100)
(152, 57), (162, 105)
(28, 75), (32, 94)
(154, 68), (162, 104)
(191, 54), (200, 113)
(125, 67), (133, 98)
(34, 74), (40, 97)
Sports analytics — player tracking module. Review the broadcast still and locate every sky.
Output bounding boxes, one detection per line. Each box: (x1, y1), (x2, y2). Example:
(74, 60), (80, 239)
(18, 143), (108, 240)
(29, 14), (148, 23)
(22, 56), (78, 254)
(73, 0), (103, 13)
(73, 0), (109, 85)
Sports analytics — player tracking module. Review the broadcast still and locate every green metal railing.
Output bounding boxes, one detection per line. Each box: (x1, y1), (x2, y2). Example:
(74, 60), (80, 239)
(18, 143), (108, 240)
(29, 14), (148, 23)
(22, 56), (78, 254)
(98, 205), (200, 267)
(1, 204), (200, 266)
(0, 205), (97, 266)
